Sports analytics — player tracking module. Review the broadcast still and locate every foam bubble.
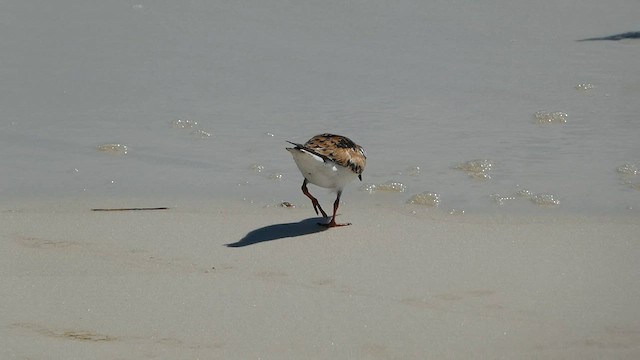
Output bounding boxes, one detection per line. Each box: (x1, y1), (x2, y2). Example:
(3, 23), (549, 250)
(407, 192), (440, 207)
(360, 181), (407, 193)
(492, 189), (560, 207)
(617, 163), (640, 191)
(534, 111), (568, 124)
(171, 119), (198, 128)
(617, 164), (639, 176)
(575, 83), (595, 91)
(398, 166), (421, 176)
(455, 159), (492, 180)
(96, 143), (128, 155)
(515, 189), (533, 197)
(191, 129), (212, 138)
(530, 194), (560, 206)
(490, 194), (517, 206)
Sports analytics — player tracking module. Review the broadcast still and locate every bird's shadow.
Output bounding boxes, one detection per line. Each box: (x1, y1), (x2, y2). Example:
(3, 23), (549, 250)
(226, 217), (328, 247)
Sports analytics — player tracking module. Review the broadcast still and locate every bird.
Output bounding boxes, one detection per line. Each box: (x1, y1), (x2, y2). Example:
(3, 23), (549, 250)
(286, 133), (366, 227)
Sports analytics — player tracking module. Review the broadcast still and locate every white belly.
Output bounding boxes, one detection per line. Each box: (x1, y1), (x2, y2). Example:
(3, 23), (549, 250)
(289, 149), (358, 190)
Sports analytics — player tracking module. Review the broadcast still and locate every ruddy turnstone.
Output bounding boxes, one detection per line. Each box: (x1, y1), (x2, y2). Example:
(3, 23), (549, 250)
(286, 133), (366, 227)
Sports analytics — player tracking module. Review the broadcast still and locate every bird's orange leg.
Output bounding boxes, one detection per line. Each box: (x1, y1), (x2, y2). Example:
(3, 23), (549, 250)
(320, 191), (351, 227)
(302, 179), (328, 218)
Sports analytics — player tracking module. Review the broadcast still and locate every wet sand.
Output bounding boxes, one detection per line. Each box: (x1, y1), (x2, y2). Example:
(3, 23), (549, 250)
(2, 200), (639, 359)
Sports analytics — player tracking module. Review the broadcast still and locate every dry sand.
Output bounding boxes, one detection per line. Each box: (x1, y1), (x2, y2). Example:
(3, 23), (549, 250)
(2, 199), (639, 359)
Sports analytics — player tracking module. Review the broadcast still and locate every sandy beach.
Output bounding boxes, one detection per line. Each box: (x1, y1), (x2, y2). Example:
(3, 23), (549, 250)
(2, 200), (639, 359)
(2, 0), (640, 358)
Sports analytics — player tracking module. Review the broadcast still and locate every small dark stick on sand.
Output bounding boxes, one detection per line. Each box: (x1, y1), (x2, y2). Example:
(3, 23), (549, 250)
(577, 31), (640, 41)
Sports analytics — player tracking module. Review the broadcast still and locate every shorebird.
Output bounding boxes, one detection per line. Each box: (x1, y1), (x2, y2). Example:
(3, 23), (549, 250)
(286, 133), (366, 227)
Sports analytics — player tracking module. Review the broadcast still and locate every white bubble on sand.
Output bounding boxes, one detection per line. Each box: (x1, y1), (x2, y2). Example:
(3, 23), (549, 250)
(515, 189), (533, 197)
(617, 163), (640, 190)
(96, 143), (128, 155)
(490, 194), (517, 206)
(407, 192), (440, 207)
(250, 164), (265, 172)
(455, 159), (492, 180)
(191, 129), (212, 138)
(617, 163), (639, 176)
(534, 111), (568, 124)
(398, 166), (421, 176)
(575, 83), (595, 91)
(360, 181), (407, 193)
(529, 194), (560, 206)
(268, 173), (284, 180)
(492, 189), (560, 207)
(171, 119), (212, 138)
(171, 119), (198, 128)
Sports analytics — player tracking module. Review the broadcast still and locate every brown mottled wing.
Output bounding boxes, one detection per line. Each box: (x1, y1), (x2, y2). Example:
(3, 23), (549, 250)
(286, 140), (332, 163)
(303, 134), (366, 178)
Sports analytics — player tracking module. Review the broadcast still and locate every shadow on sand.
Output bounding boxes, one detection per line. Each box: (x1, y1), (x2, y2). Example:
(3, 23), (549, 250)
(226, 217), (328, 247)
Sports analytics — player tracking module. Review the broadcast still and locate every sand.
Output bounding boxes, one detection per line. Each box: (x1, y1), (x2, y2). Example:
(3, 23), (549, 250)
(3, 0), (640, 357)
(2, 200), (639, 359)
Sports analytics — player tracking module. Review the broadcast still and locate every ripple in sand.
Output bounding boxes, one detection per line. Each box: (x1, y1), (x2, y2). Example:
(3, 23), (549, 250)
(455, 159), (492, 180)
(96, 143), (128, 155)
(407, 192), (440, 207)
(360, 181), (406, 193)
(534, 111), (568, 124)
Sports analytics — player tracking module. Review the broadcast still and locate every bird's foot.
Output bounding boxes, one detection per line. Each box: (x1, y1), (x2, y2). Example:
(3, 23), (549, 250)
(318, 220), (351, 228)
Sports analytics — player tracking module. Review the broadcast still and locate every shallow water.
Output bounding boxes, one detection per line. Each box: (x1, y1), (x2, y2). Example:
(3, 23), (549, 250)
(1, 0), (639, 215)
